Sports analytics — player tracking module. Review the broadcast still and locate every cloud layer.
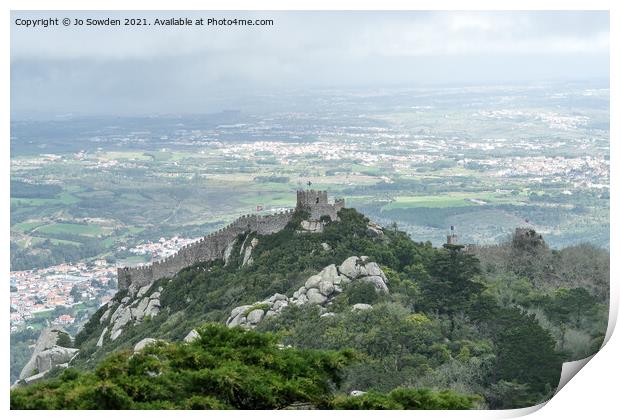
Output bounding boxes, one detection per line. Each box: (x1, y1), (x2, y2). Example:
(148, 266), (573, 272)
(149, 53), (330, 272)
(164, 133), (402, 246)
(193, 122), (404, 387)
(11, 11), (609, 117)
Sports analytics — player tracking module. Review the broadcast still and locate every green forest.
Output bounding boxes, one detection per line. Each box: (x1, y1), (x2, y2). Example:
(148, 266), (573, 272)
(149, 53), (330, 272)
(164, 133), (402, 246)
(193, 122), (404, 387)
(11, 208), (609, 409)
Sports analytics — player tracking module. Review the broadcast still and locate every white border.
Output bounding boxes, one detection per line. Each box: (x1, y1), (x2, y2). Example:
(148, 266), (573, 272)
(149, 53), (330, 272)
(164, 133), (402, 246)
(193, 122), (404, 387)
(2, 1), (616, 419)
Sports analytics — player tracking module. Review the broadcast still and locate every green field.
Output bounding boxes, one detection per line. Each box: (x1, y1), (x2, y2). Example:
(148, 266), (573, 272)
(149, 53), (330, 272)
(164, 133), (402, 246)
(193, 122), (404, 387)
(383, 193), (524, 210)
(36, 223), (105, 237)
(351, 163), (382, 176)
(12, 221), (46, 232)
(32, 309), (54, 319)
(11, 192), (79, 207)
(238, 192), (296, 208)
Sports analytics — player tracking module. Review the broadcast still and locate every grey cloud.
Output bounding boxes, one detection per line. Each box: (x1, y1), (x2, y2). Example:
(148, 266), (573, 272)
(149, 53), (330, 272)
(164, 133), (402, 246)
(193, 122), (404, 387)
(10, 11), (609, 117)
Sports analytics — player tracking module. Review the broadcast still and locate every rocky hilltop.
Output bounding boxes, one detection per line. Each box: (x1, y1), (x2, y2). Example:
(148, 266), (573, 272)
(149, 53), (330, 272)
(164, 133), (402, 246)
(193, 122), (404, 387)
(60, 199), (402, 370)
(12, 192), (609, 410)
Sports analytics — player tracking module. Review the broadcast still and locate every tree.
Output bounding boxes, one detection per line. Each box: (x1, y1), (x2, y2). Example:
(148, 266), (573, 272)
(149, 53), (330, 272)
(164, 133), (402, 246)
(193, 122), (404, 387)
(485, 380), (537, 409)
(56, 331), (73, 348)
(70, 286), (82, 302)
(545, 287), (598, 329)
(346, 282), (379, 305)
(419, 244), (484, 336)
(491, 307), (562, 397)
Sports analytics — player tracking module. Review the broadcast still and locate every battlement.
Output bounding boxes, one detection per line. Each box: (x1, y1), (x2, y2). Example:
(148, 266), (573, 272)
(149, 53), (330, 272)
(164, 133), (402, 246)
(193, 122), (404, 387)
(296, 189), (344, 222)
(513, 227), (545, 249)
(297, 190), (328, 207)
(117, 208), (295, 291)
(117, 191), (344, 292)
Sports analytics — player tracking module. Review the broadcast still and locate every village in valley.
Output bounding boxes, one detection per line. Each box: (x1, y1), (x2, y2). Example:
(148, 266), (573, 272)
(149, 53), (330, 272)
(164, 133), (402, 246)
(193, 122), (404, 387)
(10, 236), (201, 332)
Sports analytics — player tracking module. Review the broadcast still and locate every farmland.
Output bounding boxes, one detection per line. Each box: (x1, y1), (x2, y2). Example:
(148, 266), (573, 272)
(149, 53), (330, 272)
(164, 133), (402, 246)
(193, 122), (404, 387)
(10, 83), (609, 271)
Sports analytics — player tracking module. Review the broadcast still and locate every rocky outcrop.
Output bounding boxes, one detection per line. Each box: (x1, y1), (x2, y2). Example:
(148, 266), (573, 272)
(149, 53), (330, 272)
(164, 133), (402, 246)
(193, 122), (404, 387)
(226, 298), (286, 329)
(299, 220), (324, 233)
(18, 328), (79, 385)
(98, 286), (163, 345)
(337, 256), (389, 293)
(223, 238), (237, 266)
(352, 303), (373, 311)
(96, 327), (108, 347)
(241, 237), (259, 267)
(290, 254), (389, 305)
(133, 338), (160, 352)
(184, 329), (200, 343)
(366, 221), (384, 238)
(226, 256), (388, 329)
(33, 347), (78, 373)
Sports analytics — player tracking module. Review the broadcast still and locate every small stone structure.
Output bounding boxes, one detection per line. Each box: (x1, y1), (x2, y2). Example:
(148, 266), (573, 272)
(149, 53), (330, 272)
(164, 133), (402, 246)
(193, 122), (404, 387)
(118, 190), (345, 291)
(514, 227), (544, 242)
(446, 225), (458, 245)
(512, 227), (546, 250)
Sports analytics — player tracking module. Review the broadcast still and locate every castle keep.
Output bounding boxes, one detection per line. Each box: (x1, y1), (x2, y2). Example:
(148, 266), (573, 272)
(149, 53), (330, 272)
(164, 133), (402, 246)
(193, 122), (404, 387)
(296, 190), (345, 221)
(117, 190), (344, 291)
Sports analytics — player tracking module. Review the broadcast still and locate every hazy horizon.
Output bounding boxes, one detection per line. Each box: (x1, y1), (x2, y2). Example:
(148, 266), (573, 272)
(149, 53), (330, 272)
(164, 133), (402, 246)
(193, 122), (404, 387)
(11, 10), (609, 118)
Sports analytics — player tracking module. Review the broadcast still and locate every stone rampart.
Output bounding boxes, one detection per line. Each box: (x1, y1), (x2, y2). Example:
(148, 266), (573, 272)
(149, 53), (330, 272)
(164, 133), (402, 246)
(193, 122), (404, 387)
(117, 210), (294, 290)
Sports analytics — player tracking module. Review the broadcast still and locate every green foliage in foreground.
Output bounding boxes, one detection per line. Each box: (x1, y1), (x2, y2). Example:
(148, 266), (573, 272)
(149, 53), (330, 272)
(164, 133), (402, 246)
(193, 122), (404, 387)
(32, 208), (606, 410)
(332, 388), (479, 409)
(11, 324), (476, 410)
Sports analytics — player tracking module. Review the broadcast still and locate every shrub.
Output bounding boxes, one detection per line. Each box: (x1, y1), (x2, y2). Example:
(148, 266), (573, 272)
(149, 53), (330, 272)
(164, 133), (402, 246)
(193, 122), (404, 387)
(331, 388), (477, 409)
(56, 331), (73, 348)
(345, 282), (379, 305)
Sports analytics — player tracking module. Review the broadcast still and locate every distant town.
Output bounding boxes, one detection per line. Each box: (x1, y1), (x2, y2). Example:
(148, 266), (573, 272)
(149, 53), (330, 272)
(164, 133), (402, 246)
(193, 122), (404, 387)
(10, 235), (201, 331)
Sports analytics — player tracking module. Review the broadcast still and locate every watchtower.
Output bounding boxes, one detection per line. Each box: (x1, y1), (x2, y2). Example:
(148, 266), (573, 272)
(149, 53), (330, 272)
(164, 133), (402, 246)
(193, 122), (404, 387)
(513, 227), (545, 248)
(296, 189), (344, 221)
(447, 225), (458, 245)
(296, 190), (328, 207)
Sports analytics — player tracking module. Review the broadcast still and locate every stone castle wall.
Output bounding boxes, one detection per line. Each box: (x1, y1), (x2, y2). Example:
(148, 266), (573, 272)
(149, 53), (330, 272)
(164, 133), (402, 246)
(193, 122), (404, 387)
(117, 210), (294, 291)
(118, 190), (345, 291)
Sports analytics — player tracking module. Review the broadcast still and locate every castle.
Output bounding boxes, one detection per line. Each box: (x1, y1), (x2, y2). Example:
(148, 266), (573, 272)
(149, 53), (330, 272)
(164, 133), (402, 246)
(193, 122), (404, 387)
(117, 190), (344, 292)
(296, 190), (345, 221)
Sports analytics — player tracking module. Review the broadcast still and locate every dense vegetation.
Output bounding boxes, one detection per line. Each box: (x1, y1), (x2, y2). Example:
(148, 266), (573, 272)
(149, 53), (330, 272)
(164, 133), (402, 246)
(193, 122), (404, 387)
(11, 180), (63, 199)
(14, 208), (609, 409)
(11, 324), (476, 409)
(11, 238), (107, 271)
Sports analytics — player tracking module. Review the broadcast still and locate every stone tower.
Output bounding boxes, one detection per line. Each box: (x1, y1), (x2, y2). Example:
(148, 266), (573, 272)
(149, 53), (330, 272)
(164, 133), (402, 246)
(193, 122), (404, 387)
(296, 190), (328, 207)
(296, 189), (344, 221)
(446, 225), (458, 245)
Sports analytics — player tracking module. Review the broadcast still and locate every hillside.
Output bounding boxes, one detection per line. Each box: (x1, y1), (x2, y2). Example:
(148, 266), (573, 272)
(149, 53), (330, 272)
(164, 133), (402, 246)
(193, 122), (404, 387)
(11, 207), (609, 409)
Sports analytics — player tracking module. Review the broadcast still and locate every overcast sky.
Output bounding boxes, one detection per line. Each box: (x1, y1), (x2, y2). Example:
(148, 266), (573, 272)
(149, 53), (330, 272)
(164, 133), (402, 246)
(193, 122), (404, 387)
(11, 11), (609, 117)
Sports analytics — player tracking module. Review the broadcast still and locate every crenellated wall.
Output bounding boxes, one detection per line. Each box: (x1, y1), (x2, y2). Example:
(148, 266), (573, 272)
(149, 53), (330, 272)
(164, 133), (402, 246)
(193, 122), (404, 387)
(117, 210), (295, 291)
(118, 190), (346, 291)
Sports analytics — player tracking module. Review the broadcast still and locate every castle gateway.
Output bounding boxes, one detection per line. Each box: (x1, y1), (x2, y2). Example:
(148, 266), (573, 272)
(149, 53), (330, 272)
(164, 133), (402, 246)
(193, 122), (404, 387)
(117, 190), (344, 292)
